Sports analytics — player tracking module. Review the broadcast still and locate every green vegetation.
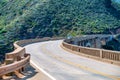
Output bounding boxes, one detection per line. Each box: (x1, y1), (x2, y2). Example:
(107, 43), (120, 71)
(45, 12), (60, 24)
(112, 0), (120, 9)
(0, 0), (120, 54)
(102, 38), (120, 51)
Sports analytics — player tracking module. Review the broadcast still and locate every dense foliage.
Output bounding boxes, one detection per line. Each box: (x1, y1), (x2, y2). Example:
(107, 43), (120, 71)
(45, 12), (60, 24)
(0, 0), (120, 55)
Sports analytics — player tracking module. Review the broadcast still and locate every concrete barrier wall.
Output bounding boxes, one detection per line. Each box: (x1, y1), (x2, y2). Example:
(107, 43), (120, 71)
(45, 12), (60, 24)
(62, 40), (120, 65)
(0, 54), (30, 76)
(102, 50), (120, 61)
(79, 47), (101, 57)
(63, 42), (101, 57)
(15, 38), (51, 47)
(15, 37), (63, 47)
(0, 38), (31, 77)
(11, 37), (63, 60)
(5, 48), (25, 61)
(0, 37), (63, 77)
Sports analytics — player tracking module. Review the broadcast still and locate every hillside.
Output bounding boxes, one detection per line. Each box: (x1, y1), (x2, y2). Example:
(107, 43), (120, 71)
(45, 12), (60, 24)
(0, 0), (120, 55)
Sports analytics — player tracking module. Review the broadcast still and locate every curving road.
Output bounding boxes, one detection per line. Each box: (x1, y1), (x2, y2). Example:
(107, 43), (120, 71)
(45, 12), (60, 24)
(25, 40), (120, 80)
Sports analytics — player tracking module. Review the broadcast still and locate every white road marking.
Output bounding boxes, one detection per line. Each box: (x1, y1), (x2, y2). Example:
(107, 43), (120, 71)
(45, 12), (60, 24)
(30, 60), (56, 80)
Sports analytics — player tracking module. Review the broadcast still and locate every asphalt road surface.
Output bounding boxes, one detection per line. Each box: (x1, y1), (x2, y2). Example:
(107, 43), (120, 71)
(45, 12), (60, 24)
(25, 40), (120, 80)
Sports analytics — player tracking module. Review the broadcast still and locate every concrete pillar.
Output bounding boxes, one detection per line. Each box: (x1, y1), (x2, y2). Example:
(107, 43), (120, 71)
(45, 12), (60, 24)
(81, 41), (83, 46)
(74, 40), (78, 45)
(83, 41), (85, 46)
(91, 39), (94, 48)
(93, 39), (96, 48)
(78, 41), (81, 46)
(96, 38), (101, 48)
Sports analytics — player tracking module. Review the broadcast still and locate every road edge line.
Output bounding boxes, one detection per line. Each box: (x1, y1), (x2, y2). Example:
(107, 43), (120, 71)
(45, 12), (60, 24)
(30, 60), (56, 80)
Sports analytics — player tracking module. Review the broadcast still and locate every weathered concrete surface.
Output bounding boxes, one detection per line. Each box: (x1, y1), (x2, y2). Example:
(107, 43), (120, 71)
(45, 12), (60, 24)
(25, 40), (120, 80)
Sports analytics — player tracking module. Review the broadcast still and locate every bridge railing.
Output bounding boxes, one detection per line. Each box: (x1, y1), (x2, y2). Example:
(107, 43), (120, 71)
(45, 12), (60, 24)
(102, 50), (120, 61)
(0, 37), (63, 78)
(62, 39), (120, 66)
(5, 47), (25, 61)
(0, 54), (30, 76)
(6, 37), (63, 61)
(63, 42), (101, 57)
(79, 46), (101, 57)
(15, 37), (63, 47)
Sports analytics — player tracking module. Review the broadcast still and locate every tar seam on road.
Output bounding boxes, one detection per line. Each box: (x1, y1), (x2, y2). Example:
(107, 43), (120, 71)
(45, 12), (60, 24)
(41, 42), (120, 80)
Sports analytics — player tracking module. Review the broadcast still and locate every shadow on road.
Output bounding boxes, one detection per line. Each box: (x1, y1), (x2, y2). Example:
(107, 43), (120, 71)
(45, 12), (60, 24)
(2, 65), (38, 80)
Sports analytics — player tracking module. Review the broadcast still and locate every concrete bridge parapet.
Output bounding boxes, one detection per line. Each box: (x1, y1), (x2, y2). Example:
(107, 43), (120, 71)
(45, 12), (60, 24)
(69, 35), (111, 48)
(0, 37), (63, 79)
(62, 35), (120, 66)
